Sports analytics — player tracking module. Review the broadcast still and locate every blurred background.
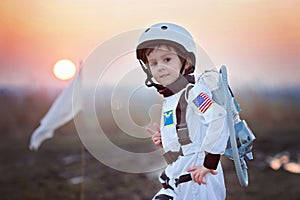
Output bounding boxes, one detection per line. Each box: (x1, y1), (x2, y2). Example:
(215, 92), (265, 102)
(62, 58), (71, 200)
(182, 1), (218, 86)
(1, 0), (299, 199)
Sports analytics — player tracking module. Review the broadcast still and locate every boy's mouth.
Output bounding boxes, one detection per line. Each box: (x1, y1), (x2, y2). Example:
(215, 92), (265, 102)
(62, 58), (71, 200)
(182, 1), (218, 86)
(159, 74), (169, 78)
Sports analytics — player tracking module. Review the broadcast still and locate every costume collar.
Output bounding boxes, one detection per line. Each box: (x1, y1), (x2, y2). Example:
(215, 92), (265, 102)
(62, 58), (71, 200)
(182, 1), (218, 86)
(158, 74), (195, 97)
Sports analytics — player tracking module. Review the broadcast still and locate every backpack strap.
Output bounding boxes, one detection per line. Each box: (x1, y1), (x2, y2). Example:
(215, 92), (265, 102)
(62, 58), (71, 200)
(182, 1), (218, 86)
(163, 85), (194, 165)
(175, 84), (193, 146)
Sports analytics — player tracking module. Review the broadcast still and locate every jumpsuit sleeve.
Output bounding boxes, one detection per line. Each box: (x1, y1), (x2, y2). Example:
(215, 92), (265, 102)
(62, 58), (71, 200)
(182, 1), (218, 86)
(187, 82), (229, 170)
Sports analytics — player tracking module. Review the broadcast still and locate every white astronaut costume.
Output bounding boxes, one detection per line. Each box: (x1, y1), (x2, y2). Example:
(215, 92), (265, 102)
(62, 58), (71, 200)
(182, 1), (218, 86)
(136, 22), (229, 200)
(154, 80), (229, 200)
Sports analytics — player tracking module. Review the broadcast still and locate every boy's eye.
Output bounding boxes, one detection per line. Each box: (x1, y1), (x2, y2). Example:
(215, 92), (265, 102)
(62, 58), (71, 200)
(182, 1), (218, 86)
(149, 62), (157, 67)
(164, 58), (171, 62)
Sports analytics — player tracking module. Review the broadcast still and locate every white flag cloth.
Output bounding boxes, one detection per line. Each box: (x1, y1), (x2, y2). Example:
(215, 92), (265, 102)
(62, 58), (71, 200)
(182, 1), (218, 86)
(29, 69), (82, 151)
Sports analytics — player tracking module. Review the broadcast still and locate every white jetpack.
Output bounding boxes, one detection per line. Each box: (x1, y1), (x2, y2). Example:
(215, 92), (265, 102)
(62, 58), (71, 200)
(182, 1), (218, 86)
(199, 65), (256, 187)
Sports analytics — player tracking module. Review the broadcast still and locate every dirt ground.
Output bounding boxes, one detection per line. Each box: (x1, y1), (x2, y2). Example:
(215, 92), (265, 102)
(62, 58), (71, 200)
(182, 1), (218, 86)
(0, 123), (299, 200)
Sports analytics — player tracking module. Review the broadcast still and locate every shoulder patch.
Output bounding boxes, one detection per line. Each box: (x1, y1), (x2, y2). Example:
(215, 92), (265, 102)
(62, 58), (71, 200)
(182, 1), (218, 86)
(163, 110), (175, 126)
(192, 92), (214, 113)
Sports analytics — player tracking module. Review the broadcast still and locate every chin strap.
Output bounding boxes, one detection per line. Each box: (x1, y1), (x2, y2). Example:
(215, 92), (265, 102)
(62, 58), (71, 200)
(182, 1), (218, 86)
(139, 60), (165, 92)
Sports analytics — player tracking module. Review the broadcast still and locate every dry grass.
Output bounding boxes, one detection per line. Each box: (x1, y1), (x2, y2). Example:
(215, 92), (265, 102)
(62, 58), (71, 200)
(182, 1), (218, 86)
(0, 86), (300, 199)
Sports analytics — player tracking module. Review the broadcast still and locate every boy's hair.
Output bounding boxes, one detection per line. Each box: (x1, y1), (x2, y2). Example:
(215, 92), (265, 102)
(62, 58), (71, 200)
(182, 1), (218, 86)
(137, 40), (195, 75)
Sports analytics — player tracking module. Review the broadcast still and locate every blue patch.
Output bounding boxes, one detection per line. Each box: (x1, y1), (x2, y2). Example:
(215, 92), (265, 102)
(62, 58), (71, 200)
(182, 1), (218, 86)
(163, 110), (174, 126)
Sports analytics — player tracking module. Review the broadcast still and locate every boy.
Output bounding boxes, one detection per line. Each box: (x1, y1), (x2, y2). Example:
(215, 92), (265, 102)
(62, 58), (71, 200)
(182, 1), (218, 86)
(136, 23), (229, 200)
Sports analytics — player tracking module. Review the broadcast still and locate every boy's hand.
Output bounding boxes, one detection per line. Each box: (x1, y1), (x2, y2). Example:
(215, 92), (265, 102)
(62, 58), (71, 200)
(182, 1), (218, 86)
(146, 123), (163, 148)
(187, 165), (218, 185)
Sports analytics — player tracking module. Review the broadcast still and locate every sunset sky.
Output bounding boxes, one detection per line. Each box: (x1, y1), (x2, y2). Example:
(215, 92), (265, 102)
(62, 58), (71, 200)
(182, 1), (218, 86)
(1, 0), (299, 89)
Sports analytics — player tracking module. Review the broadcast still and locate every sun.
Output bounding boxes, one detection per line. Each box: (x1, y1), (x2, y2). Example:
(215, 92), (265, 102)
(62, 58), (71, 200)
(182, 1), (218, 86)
(53, 59), (76, 80)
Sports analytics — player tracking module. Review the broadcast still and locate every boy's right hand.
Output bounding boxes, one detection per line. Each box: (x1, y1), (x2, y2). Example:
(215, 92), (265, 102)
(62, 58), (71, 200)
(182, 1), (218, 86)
(146, 123), (163, 148)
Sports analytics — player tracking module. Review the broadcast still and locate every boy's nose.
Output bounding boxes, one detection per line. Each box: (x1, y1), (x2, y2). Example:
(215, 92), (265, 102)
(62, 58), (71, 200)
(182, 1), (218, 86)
(157, 63), (166, 71)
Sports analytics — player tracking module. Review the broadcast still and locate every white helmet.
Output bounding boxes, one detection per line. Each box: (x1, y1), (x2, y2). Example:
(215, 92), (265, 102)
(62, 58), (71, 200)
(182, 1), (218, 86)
(136, 22), (196, 67)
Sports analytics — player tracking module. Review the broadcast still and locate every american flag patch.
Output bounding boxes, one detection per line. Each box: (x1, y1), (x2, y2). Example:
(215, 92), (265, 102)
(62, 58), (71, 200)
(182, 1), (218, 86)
(193, 92), (214, 113)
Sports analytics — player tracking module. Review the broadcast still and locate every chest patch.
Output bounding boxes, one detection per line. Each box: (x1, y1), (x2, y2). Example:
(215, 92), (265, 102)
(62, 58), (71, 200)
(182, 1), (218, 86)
(163, 110), (175, 126)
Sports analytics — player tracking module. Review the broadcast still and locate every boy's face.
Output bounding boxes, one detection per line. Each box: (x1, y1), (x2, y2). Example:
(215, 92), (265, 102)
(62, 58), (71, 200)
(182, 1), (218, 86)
(147, 45), (183, 86)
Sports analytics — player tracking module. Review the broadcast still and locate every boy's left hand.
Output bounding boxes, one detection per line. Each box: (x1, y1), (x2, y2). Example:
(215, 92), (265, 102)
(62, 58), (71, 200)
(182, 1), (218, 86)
(187, 165), (218, 185)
